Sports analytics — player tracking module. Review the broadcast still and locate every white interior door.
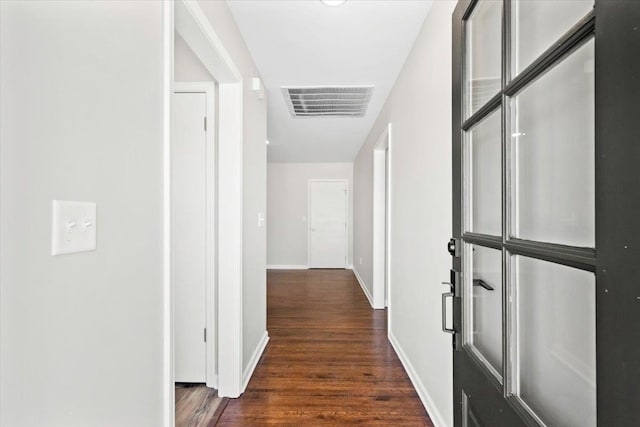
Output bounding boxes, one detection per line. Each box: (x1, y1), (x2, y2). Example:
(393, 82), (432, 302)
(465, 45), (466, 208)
(172, 92), (206, 382)
(309, 180), (347, 268)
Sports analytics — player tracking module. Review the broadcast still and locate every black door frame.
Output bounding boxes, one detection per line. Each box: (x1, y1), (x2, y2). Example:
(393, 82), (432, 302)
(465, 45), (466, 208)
(451, 0), (640, 425)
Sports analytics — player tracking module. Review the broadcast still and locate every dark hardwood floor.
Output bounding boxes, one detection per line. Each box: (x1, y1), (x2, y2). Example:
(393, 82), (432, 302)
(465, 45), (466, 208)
(217, 269), (433, 426)
(176, 383), (227, 427)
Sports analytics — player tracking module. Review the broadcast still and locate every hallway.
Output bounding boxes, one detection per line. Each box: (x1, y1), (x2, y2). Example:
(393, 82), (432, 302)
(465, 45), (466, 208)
(216, 269), (433, 426)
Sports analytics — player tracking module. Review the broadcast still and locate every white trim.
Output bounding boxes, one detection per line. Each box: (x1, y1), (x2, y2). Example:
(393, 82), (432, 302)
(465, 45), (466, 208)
(242, 332), (270, 392)
(372, 124), (391, 310)
(388, 330), (448, 427)
(266, 265), (308, 270)
(386, 124), (393, 332)
(175, 0), (241, 82)
(217, 82), (244, 398)
(307, 179), (349, 269)
(0, 4), (3, 421)
(173, 82), (214, 93)
(170, 0), (245, 400)
(173, 82), (218, 389)
(352, 267), (374, 308)
(0, 3), (2, 419)
(162, 2), (174, 426)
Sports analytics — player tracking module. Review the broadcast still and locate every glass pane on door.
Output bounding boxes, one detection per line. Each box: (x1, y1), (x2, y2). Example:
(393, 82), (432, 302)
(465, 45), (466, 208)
(510, 39), (594, 247)
(465, 0), (502, 117)
(512, 0), (594, 75)
(465, 108), (502, 236)
(512, 256), (596, 427)
(465, 244), (503, 377)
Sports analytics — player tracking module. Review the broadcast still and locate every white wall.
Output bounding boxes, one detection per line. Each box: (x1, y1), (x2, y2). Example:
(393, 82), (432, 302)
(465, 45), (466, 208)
(267, 163), (353, 268)
(0, 1), (166, 426)
(174, 32), (214, 82)
(353, 149), (374, 296)
(194, 0), (268, 383)
(353, 2), (456, 426)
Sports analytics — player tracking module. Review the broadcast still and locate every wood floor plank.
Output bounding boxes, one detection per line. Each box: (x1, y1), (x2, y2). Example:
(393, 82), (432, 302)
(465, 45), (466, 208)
(216, 269), (434, 426)
(175, 384), (225, 427)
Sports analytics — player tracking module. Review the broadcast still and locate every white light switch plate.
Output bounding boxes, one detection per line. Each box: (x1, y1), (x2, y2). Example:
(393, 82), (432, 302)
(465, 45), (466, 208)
(51, 200), (97, 256)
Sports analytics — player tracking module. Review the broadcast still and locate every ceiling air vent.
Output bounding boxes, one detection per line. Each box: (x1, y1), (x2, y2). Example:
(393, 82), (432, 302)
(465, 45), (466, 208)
(282, 86), (374, 118)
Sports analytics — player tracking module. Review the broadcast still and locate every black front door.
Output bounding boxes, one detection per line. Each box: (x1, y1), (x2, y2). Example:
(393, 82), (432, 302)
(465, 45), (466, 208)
(448, 1), (640, 426)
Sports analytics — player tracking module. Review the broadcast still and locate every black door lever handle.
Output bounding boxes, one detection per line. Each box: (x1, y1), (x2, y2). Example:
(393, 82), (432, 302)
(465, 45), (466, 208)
(473, 279), (494, 291)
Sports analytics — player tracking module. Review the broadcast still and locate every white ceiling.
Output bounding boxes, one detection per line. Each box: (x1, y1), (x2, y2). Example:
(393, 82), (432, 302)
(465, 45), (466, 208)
(226, 0), (433, 162)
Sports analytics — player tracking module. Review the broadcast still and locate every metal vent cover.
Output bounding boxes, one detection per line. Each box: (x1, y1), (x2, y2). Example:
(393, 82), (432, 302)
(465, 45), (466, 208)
(282, 86), (374, 118)
(469, 77), (501, 113)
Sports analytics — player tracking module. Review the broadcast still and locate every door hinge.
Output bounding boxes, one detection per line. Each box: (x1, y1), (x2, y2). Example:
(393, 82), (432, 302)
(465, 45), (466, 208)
(204, 117), (207, 132)
(204, 327), (207, 343)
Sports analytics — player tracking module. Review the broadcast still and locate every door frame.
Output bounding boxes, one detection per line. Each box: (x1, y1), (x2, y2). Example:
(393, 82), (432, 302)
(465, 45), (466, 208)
(372, 123), (392, 309)
(172, 82), (217, 388)
(162, 2), (173, 424)
(165, 1), (246, 424)
(307, 179), (349, 269)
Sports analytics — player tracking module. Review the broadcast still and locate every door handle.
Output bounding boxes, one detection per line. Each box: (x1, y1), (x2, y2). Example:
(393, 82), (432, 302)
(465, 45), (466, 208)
(441, 282), (455, 334)
(473, 278), (494, 291)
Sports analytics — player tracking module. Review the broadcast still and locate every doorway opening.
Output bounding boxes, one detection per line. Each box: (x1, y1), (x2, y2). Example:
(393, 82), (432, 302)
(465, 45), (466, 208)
(165, 1), (247, 424)
(372, 123), (391, 310)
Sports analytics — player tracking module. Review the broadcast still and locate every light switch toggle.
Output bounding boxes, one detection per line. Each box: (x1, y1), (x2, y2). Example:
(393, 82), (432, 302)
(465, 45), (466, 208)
(52, 200), (97, 256)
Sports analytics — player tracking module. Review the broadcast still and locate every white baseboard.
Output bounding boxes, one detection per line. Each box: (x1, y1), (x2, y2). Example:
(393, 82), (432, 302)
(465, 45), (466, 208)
(351, 267), (374, 308)
(242, 331), (270, 392)
(347, 264), (354, 270)
(388, 330), (449, 427)
(266, 264), (308, 270)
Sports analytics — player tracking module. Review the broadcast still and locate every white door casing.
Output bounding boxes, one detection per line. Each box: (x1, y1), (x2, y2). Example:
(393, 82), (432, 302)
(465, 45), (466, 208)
(308, 180), (348, 269)
(372, 123), (392, 310)
(170, 0), (246, 409)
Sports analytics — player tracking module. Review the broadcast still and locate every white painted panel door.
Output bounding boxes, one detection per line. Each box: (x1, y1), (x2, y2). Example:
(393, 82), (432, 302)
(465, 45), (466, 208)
(172, 92), (206, 382)
(309, 181), (347, 268)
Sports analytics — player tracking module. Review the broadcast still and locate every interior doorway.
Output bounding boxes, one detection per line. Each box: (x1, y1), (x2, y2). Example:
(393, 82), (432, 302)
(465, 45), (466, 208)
(168, 0), (247, 408)
(372, 123), (391, 309)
